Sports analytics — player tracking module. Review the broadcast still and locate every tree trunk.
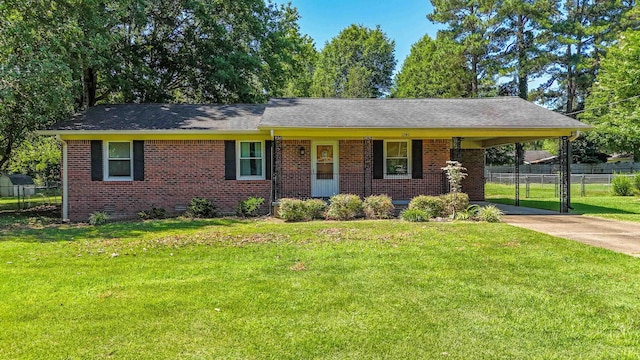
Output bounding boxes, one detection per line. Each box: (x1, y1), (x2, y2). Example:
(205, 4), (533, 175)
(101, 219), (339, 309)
(517, 14), (528, 100)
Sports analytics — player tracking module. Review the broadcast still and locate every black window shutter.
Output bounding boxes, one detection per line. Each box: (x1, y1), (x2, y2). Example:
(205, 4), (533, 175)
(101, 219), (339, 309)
(373, 140), (384, 179)
(133, 141), (145, 181)
(90, 140), (103, 181)
(224, 140), (236, 180)
(265, 140), (272, 180)
(412, 140), (423, 179)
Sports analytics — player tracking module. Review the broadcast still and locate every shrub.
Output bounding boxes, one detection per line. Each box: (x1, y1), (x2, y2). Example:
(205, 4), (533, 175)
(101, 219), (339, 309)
(187, 197), (217, 218)
(611, 174), (634, 196)
(236, 197), (265, 217)
(454, 204), (480, 221)
(138, 206), (166, 220)
(400, 208), (430, 222)
(326, 194), (362, 220)
(278, 198), (310, 222)
(363, 194), (394, 219)
(304, 198), (327, 220)
(477, 205), (504, 223)
(88, 211), (109, 226)
(634, 173), (640, 192)
(441, 160), (467, 193)
(440, 192), (469, 216)
(408, 195), (445, 217)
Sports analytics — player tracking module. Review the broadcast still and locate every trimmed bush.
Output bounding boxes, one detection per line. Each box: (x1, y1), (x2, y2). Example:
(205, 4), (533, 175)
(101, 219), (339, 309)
(408, 195), (445, 217)
(138, 206), (166, 220)
(236, 197), (264, 217)
(305, 199), (327, 220)
(187, 197), (217, 218)
(611, 174), (634, 196)
(326, 194), (362, 220)
(88, 211), (109, 226)
(363, 194), (394, 219)
(440, 192), (469, 215)
(278, 198), (310, 222)
(400, 208), (430, 222)
(477, 205), (504, 223)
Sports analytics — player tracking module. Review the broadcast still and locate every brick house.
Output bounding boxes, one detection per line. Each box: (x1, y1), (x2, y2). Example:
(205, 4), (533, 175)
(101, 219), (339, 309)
(42, 97), (590, 221)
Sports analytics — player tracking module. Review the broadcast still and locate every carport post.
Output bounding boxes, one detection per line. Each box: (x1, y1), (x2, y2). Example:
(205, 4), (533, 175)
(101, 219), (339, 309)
(515, 142), (522, 206)
(559, 136), (571, 213)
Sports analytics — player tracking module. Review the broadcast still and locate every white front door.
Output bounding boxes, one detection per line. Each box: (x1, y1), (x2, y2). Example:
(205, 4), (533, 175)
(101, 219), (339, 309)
(311, 141), (339, 197)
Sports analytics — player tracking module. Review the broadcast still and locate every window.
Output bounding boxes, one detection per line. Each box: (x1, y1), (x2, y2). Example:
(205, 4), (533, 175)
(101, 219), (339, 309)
(105, 141), (133, 180)
(384, 140), (410, 178)
(237, 141), (264, 180)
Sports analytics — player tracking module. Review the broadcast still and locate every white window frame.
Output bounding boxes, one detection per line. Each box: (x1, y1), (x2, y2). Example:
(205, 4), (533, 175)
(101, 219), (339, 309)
(237, 140), (265, 180)
(383, 139), (411, 179)
(104, 141), (133, 181)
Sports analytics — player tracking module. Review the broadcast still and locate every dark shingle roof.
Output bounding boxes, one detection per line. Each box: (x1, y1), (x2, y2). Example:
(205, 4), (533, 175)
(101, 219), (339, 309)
(259, 97), (591, 129)
(50, 104), (265, 131)
(7, 174), (35, 185)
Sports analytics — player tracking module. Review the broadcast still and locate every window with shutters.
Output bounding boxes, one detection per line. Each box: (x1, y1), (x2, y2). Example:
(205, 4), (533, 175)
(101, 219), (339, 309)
(104, 141), (133, 180)
(384, 140), (411, 179)
(237, 141), (265, 180)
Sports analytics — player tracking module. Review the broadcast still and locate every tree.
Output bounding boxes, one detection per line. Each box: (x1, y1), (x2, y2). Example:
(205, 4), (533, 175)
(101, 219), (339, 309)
(7, 136), (61, 184)
(428, 0), (499, 97)
(282, 35), (318, 97)
(311, 25), (396, 98)
(535, 0), (637, 113)
(582, 8), (640, 154)
(491, 0), (556, 100)
(392, 34), (472, 98)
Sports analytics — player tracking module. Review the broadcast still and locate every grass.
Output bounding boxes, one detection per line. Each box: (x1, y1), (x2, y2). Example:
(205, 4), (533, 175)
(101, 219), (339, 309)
(486, 182), (640, 222)
(2, 217), (640, 358)
(0, 193), (61, 211)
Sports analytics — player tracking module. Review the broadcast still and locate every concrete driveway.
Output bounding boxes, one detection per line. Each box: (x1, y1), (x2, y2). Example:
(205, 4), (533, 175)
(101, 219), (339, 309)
(503, 215), (640, 257)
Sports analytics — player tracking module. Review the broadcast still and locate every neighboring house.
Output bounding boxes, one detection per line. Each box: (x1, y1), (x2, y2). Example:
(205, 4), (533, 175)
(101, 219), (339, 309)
(41, 97), (590, 221)
(524, 150), (557, 165)
(0, 173), (36, 197)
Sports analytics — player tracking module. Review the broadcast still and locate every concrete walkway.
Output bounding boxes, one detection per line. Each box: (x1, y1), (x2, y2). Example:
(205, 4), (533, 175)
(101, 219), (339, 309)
(503, 215), (640, 257)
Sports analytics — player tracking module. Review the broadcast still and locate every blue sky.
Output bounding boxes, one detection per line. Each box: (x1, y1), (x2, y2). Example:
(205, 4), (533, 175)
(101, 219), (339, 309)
(276, 0), (444, 74)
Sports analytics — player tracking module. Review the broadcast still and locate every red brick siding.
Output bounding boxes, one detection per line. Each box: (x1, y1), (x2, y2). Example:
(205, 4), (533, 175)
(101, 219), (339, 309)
(371, 139), (450, 199)
(280, 140), (311, 198)
(339, 140), (365, 196)
(459, 149), (485, 201)
(66, 140), (270, 221)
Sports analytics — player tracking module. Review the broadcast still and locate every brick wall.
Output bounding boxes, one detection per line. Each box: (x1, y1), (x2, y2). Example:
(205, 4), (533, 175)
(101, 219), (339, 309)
(459, 149), (485, 201)
(280, 140), (311, 198)
(339, 140), (365, 196)
(66, 140), (270, 221)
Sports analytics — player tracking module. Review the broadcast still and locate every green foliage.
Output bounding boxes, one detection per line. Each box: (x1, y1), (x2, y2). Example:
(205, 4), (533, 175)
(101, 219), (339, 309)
(326, 194), (363, 221)
(362, 194), (394, 219)
(611, 174), (634, 196)
(408, 195), (445, 218)
(278, 198), (327, 222)
(311, 24), (395, 98)
(635, 174), (640, 193)
(88, 211), (109, 226)
(485, 145), (515, 166)
(6, 136), (61, 184)
(454, 204), (481, 221)
(582, 7), (640, 154)
(138, 207), (167, 220)
(441, 193), (470, 216)
(278, 198), (310, 222)
(304, 199), (328, 220)
(400, 208), (430, 222)
(477, 205), (503, 223)
(236, 197), (265, 218)
(392, 34), (471, 98)
(187, 197), (217, 218)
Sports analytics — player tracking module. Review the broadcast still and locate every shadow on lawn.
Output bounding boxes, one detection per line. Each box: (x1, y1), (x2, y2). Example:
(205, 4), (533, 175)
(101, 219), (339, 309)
(0, 215), (245, 243)
(489, 197), (637, 215)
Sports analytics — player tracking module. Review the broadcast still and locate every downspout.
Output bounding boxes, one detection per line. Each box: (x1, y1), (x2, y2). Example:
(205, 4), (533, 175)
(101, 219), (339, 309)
(569, 130), (580, 142)
(57, 135), (69, 221)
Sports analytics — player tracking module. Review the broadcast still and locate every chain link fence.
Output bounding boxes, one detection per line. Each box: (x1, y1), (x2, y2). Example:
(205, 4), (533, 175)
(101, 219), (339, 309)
(0, 183), (62, 211)
(486, 173), (636, 198)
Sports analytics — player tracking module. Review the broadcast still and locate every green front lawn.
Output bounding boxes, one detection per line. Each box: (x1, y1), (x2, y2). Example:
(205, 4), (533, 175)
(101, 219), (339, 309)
(2, 218), (640, 358)
(486, 183), (640, 222)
